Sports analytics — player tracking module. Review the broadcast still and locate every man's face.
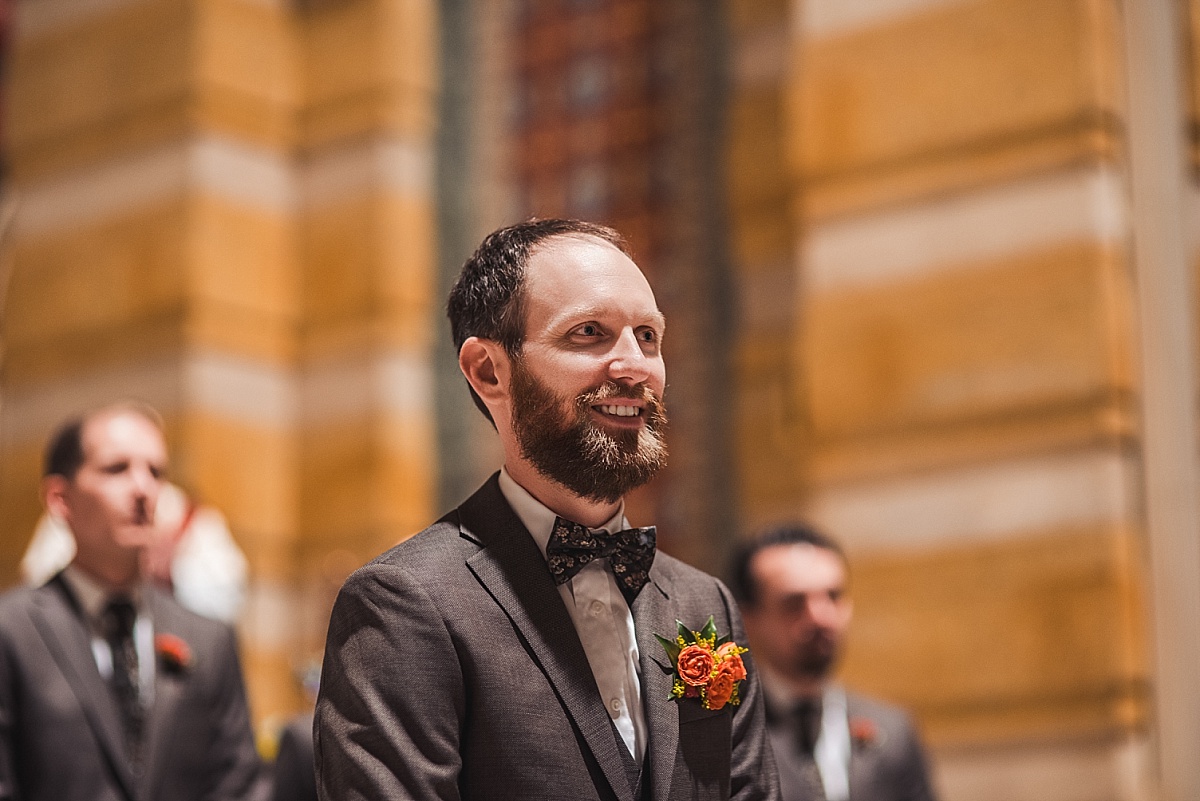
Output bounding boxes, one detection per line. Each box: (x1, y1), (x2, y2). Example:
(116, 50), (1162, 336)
(743, 544), (853, 684)
(55, 410), (168, 565)
(509, 235), (668, 502)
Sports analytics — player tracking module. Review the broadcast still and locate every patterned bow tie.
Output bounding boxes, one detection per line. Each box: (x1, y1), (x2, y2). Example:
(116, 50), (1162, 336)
(545, 516), (656, 603)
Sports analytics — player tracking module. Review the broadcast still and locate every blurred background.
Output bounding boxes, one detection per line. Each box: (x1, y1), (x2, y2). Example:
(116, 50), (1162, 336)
(1, 0), (1198, 799)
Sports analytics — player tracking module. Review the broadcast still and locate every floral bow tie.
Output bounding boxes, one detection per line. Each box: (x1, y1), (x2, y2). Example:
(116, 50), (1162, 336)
(546, 516), (656, 603)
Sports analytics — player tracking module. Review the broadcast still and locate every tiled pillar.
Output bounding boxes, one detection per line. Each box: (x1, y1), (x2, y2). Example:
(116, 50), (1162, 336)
(0, 0), (438, 729)
(744, 1), (1158, 798)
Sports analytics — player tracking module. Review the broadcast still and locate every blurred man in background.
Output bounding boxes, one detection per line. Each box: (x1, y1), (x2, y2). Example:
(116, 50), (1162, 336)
(20, 480), (249, 625)
(0, 402), (266, 801)
(732, 524), (938, 801)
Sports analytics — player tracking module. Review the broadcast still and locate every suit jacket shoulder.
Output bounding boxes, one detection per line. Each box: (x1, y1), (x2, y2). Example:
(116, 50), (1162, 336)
(845, 690), (938, 801)
(0, 576), (265, 801)
(316, 474), (779, 801)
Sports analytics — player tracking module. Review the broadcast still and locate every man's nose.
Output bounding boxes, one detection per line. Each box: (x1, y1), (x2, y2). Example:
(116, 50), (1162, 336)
(131, 464), (160, 497)
(805, 594), (841, 626)
(606, 328), (653, 384)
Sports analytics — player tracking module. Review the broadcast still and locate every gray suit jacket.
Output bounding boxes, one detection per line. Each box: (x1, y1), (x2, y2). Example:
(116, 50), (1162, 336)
(767, 689), (937, 801)
(315, 474), (779, 801)
(0, 574), (266, 801)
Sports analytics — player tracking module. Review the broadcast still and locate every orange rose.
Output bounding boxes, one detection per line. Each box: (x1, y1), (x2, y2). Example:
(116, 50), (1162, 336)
(677, 645), (716, 686)
(716, 643), (747, 681)
(155, 633), (192, 672)
(705, 667), (736, 710)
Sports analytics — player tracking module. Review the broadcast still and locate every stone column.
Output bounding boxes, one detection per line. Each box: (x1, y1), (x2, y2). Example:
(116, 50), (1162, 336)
(0, 0), (438, 728)
(746, 1), (1156, 798)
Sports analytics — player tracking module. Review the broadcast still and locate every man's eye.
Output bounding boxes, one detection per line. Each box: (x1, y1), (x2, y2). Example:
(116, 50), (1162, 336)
(638, 329), (657, 343)
(577, 324), (599, 336)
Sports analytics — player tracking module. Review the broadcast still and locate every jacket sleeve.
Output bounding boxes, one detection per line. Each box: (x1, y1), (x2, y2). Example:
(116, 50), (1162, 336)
(314, 562), (465, 801)
(719, 580), (782, 801)
(204, 626), (269, 801)
(895, 714), (939, 801)
(0, 620), (17, 801)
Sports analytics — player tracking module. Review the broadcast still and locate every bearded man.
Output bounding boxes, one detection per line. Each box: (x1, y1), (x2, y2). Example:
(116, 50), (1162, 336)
(314, 219), (778, 801)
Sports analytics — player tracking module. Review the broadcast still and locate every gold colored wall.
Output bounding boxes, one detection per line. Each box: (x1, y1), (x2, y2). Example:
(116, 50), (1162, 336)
(0, 0), (437, 732)
(3, 3), (1196, 799)
(731, 0), (1159, 798)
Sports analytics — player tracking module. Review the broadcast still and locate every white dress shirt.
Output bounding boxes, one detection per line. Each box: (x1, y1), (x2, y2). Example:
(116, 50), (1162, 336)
(62, 565), (156, 704)
(498, 469), (646, 762)
(760, 667), (852, 801)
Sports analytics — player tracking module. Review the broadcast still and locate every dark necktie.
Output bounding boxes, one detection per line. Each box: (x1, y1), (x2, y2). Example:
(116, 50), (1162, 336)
(545, 516), (656, 604)
(791, 697), (823, 755)
(103, 597), (144, 762)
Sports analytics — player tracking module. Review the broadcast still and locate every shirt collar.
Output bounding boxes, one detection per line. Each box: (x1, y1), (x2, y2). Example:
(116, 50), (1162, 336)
(62, 564), (143, 627)
(498, 467), (628, 560)
(758, 663), (830, 714)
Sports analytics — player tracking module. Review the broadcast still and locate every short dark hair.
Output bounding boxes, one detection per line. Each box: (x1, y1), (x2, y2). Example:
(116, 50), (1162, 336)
(44, 418), (86, 479)
(729, 522), (848, 608)
(446, 218), (629, 421)
(44, 402), (165, 479)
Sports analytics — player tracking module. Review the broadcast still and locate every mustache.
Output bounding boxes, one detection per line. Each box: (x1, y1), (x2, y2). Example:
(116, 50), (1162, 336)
(576, 381), (666, 417)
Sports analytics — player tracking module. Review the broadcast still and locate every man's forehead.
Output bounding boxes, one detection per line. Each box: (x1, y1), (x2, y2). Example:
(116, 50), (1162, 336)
(755, 543), (847, 590)
(529, 231), (624, 259)
(81, 409), (166, 456)
(526, 234), (637, 279)
(525, 235), (660, 313)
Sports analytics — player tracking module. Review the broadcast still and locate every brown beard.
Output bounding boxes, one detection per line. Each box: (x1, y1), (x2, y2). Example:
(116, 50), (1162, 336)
(509, 359), (668, 503)
(791, 630), (840, 681)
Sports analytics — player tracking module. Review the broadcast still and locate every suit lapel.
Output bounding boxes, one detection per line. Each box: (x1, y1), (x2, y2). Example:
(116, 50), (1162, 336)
(461, 476), (635, 801)
(631, 564), (677, 801)
(845, 693), (876, 800)
(32, 576), (138, 801)
(140, 591), (187, 800)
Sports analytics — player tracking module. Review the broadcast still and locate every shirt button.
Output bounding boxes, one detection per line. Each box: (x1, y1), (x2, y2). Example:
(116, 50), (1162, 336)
(589, 600), (605, 617)
(610, 698), (622, 713)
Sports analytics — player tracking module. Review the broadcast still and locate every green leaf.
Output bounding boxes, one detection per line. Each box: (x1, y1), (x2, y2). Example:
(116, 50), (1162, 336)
(677, 620), (697, 644)
(655, 634), (682, 665)
(700, 615), (717, 641)
(716, 634), (731, 647)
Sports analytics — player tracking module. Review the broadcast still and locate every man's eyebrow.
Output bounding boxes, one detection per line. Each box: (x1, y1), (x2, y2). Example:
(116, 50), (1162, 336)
(552, 306), (667, 331)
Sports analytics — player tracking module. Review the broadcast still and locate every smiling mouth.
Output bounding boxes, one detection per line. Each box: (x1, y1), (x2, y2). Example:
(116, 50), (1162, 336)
(596, 404), (643, 418)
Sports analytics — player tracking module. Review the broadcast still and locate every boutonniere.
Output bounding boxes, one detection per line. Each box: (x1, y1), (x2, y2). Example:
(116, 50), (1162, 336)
(155, 633), (192, 673)
(655, 616), (749, 711)
(849, 717), (880, 747)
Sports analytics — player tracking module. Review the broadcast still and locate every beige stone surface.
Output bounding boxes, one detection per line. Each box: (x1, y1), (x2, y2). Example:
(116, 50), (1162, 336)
(194, 0), (300, 148)
(794, 0), (1124, 218)
(0, 0), (438, 730)
(8, 0), (192, 180)
(802, 242), (1133, 445)
(843, 525), (1148, 745)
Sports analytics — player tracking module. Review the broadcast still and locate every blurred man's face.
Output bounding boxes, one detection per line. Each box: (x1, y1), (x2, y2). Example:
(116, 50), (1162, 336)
(509, 235), (668, 502)
(50, 410), (168, 583)
(743, 543), (853, 685)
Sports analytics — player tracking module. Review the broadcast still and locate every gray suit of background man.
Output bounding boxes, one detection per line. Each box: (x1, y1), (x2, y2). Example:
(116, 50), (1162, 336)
(316, 219), (779, 801)
(732, 525), (938, 801)
(0, 404), (265, 801)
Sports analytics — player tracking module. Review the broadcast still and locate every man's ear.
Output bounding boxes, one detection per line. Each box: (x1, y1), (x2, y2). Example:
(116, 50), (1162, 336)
(459, 336), (512, 409)
(42, 474), (71, 523)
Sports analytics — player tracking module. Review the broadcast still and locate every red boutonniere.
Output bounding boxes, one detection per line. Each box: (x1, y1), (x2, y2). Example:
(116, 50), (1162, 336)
(849, 717), (879, 747)
(656, 616), (750, 711)
(155, 633), (192, 673)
